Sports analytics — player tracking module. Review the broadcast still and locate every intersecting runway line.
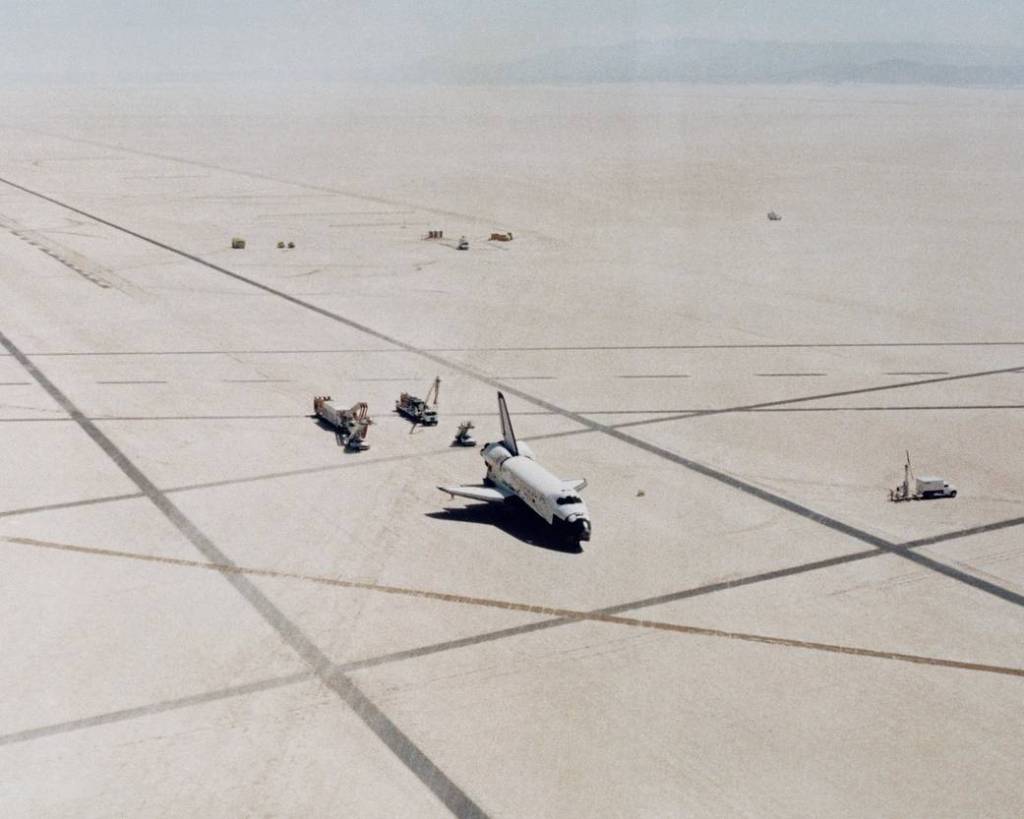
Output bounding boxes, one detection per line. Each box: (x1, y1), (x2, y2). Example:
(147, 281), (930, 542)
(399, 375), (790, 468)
(5, 530), (1024, 752)
(4, 170), (1024, 814)
(21, 343), (1024, 355)
(0, 328), (487, 819)
(6, 535), (1023, 680)
(1, 172), (1021, 616)
(606, 363), (1024, 431)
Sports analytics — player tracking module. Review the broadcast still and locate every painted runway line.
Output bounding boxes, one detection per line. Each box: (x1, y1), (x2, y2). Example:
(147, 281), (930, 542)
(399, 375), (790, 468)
(0, 326), (488, 819)
(8, 535), (1023, 680)
(5, 512), (1024, 751)
(3, 169), (1022, 616)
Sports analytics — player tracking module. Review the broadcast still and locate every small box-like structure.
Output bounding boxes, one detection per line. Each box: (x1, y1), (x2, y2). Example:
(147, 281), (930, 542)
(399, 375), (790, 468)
(231, 237), (246, 249)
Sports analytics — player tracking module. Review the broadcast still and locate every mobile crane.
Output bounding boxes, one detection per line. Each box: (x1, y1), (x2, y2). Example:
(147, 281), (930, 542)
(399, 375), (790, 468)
(396, 377), (440, 426)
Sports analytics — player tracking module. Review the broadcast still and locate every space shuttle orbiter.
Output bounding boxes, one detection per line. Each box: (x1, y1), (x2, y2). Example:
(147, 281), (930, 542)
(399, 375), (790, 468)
(439, 392), (591, 547)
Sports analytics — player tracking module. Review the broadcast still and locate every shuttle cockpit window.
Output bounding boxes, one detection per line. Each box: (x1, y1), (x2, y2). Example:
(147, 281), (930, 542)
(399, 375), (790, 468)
(556, 495), (582, 505)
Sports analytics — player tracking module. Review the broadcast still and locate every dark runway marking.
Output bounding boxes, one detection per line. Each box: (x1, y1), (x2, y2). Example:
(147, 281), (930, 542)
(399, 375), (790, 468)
(566, 405), (1024, 415)
(3, 223), (113, 289)
(4, 179), (1023, 645)
(0, 492), (145, 519)
(0, 447), (465, 521)
(91, 414), (304, 421)
(593, 428), (1024, 609)
(87, 412), (551, 421)
(0, 616), (560, 747)
(7, 509), (1024, 748)
(494, 405), (1024, 415)
(0, 327), (487, 819)
(123, 174), (208, 180)
(756, 372), (827, 377)
(260, 210), (416, 218)
(0, 381), (32, 385)
(610, 365), (1024, 430)
(20, 344), (1024, 356)
(329, 222), (427, 228)
(568, 410), (682, 415)
(0, 625), (565, 749)
(96, 380), (167, 385)
(10, 535), (1022, 680)
(425, 342), (1024, 352)
(166, 447), (461, 495)
(903, 516), (1024, 549)
(26, 348), (398, 357)
(0, 670), (314, 747)
(0, 417), (73, 423)
(750, 404), (1024, 413)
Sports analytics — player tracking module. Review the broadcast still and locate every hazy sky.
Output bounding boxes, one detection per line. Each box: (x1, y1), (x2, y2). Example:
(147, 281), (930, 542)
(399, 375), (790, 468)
(2, 1), (1022, 81)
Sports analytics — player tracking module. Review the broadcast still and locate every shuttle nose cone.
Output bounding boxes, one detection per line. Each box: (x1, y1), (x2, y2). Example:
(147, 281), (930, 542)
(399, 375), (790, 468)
(573, 517), (591, 542)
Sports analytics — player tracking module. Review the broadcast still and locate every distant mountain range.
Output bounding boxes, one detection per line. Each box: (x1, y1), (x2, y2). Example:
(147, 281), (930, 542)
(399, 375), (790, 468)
(411, 39), (1024, 87)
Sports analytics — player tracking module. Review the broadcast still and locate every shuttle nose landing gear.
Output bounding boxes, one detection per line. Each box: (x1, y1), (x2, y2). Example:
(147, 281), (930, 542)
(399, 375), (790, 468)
(553, 515), (591, 548)
(573, 518), (591, 544)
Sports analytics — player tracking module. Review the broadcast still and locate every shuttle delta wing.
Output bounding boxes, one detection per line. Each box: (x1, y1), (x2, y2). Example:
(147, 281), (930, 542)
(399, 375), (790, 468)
(497, 391), (519, 457)
(437, 484), (513, 503)
(564, 478), (588, 491)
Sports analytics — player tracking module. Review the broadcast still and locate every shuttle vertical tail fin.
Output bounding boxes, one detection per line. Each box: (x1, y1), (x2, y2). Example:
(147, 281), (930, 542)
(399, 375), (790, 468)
(497, 391), (519, 457)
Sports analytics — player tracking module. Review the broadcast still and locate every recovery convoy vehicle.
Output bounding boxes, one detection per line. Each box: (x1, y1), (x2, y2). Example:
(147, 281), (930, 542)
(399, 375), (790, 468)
(313, 396), (372, 451)
(395, 377), (440, 426)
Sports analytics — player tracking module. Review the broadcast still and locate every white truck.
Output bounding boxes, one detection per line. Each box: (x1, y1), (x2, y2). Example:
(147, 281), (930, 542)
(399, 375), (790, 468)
(890, 452), (957, 501)
(914, 476), (957, 499)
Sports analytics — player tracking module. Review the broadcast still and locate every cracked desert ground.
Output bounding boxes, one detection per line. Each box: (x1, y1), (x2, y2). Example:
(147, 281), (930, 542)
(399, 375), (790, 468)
(1, 83), (1023, 817)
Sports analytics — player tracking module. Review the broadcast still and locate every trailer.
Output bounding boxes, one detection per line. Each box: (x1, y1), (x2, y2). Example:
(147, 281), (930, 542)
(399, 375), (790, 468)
(395, 377), (440, 426)
(313, 395), (373, 451)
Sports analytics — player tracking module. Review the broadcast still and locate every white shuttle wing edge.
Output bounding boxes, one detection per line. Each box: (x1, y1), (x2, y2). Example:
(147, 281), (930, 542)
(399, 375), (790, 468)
(563, 478), (587, 491)
(438, 484), (514, 503)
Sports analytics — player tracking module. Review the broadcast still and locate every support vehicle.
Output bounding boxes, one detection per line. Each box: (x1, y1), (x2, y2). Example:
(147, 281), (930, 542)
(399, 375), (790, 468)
(313, 396), (372, 451)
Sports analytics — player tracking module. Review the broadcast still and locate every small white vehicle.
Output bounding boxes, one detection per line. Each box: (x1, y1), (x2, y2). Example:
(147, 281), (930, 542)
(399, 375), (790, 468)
(915, 476), (957, 499)
(890, 452), (957, 501)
